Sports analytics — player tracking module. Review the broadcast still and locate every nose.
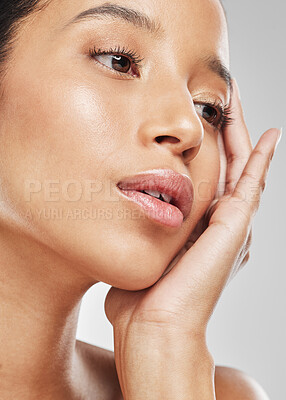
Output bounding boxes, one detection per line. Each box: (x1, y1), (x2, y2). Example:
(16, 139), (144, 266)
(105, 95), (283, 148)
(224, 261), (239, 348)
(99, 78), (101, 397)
(137, 84), (204, 165)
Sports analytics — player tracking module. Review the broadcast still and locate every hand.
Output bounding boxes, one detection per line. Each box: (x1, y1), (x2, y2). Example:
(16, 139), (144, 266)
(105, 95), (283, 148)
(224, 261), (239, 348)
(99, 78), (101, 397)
(104, 79), (281, 399)
(161, 79), (254, 281)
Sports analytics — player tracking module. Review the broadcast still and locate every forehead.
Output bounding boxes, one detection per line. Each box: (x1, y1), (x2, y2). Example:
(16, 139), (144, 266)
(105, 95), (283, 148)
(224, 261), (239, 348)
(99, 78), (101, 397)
(36, 0), (229, 59)
(15, 0), (230, 97)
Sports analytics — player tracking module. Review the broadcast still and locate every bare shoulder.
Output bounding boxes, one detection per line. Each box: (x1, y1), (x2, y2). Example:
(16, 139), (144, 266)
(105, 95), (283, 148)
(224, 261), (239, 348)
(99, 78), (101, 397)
(215, 366), (270, 400)
(76, 338), (115, 362)
(76, 340), (122, 399)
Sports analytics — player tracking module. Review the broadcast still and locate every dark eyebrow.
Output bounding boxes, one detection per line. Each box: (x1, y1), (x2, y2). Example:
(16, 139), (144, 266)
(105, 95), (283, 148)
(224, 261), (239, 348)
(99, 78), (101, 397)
(201, 55), (233, 94)
(63, 3), (232, 93)
(63, 2), (164, 38)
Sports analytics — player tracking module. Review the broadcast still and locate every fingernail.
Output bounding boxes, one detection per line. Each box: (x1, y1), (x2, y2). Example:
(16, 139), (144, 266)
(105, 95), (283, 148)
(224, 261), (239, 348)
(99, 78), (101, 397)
(271, 128), (283, 160)
(275, 127), (283, 151)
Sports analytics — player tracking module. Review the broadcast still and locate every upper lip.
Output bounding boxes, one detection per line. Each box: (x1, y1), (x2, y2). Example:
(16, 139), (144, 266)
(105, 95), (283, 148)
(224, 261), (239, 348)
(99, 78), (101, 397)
(117, 168), (194, 219)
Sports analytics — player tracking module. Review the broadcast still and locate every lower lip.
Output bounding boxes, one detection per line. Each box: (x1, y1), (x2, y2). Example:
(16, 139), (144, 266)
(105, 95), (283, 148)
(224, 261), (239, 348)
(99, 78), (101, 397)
(117, 189), (184, 228)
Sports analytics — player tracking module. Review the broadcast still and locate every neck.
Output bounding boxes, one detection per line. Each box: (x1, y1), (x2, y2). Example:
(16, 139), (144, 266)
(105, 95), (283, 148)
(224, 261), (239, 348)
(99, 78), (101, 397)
(0, 224), (97, 399)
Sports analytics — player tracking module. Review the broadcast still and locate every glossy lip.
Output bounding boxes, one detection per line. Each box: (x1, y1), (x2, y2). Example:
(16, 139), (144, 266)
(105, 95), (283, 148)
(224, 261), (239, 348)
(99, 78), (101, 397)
(116, 168), (194, 220)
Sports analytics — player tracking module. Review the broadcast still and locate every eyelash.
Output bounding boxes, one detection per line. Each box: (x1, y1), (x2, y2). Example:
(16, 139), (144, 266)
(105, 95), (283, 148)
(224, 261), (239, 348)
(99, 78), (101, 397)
(195, 100), (234, 132)
(89, 44), (144, 77)
(88, 45), (234, 131)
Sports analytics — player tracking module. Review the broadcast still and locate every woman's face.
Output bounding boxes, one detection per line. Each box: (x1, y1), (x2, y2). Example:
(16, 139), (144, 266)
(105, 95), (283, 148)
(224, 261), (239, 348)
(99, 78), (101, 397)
(0, 0), (230, 290)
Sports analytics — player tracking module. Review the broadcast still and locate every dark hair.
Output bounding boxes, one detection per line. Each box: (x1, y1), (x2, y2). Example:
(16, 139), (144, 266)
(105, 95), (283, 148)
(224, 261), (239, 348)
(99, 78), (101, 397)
(0, 0), (50, 78)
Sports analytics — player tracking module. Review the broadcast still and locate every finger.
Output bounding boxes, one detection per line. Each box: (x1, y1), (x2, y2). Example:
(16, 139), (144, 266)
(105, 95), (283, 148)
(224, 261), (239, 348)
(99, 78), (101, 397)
(160, 216), (207, 278)
(232, 128), (281, 217)
(223, 78), (253, 195)
(204, 197), (223, 224)
(215, 132), (227, 198)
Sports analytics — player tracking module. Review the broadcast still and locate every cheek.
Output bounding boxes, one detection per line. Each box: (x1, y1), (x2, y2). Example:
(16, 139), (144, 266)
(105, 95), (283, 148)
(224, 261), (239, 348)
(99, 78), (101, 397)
(0, 72), (127, 197)
(0, 70), (131, 246)
(0, 63), (223, 290)
(0, 72), (186, 289)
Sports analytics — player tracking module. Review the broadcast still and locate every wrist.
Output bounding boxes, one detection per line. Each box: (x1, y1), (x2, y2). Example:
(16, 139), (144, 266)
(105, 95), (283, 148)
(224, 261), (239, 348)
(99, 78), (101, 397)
(114, 324), (215, 400)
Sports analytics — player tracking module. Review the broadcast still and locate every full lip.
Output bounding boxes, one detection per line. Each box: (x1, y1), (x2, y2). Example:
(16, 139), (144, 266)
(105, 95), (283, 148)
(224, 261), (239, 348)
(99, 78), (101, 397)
(116, 168), (194, 220)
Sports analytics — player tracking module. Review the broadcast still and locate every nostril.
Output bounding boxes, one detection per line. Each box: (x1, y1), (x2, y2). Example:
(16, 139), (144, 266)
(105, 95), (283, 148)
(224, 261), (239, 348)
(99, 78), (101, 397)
(154, 135), (200, 164)
(155, 136), (180, 144)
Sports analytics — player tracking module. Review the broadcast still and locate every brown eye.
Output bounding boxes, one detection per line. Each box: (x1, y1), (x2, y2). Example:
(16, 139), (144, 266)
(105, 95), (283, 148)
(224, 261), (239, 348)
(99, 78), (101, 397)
(201, 105), (217, 123)
(94, 54), (132, 74)
(111, 55), (131, 73)
(89, 45), (144, 77)
(195, 103), (221, 127)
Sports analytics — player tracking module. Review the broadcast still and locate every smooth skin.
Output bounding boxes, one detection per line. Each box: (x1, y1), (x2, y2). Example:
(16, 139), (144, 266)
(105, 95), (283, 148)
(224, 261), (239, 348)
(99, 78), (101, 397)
(0, 0), (280, 399)
(105, 80), (279, 399)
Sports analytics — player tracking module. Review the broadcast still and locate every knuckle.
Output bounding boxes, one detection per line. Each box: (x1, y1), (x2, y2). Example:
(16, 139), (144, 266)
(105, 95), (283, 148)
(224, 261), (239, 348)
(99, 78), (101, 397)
(213, 220), (237, 239)
(252, 148), (265, 158)
(240, 170), (257, 182)
(233, 203), (249, 223)
(230, 200), (251, 224)
(233, 190), (259, 216)
(252, 148), (272, 169)
(227, 153), (249, 166)
(238, 172), (266, 208)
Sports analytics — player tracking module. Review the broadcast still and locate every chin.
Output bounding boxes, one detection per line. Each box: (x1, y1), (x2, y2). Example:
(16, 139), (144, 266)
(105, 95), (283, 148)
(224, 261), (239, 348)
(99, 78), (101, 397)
(89, 243), (173, 291)
(13, 197), (194, 291)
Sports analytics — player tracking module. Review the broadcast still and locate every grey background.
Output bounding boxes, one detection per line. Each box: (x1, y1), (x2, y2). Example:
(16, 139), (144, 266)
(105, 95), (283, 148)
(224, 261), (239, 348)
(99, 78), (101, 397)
(76, 1), (286, 399)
